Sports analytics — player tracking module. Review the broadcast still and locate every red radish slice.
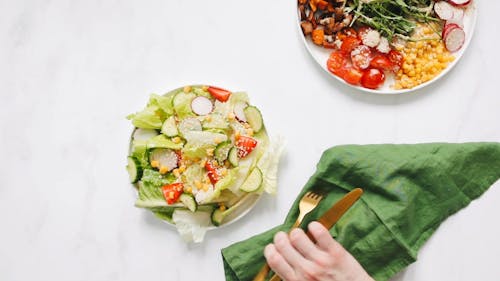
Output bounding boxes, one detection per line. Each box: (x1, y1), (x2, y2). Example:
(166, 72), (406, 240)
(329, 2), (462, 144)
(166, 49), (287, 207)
(434, 1), (455, 20)
(233, 101), (248, 122)
(447, 0), (471, 7)
(191, 96), (213, 115)
(448, 7), (465, 27)
(444, 25), (465, 52)
(442, 23), (460, 39)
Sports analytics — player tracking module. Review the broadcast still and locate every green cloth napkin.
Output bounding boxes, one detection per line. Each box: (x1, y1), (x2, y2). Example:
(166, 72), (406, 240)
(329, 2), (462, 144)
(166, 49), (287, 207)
(222, 143), (500, 281)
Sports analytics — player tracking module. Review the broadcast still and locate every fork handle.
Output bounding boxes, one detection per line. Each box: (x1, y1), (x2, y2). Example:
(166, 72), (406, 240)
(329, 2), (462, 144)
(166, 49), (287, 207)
(252, 263), (271, 281)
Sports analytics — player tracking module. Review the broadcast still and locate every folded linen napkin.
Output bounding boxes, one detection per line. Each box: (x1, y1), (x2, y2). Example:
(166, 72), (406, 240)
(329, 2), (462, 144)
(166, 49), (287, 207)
(221, 143), (500, 281)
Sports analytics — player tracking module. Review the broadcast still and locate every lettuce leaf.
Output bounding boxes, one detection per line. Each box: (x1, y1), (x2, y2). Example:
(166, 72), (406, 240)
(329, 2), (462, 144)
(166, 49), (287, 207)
(257, 135), (285, 194)
(134, 169), (175, 209)
(172, 209), (213, 243)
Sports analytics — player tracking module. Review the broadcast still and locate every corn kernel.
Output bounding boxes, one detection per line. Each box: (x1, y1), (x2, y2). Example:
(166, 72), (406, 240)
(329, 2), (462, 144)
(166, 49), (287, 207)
(185, 186), (193, 194)
(202, 85), (209, 91)
(227, 112), (235, 120)
(195, 180), (202, 189)
(173, 169), (180, 177)
(219, 204), (226, 211)
(151, 160), (160, 168)
(183, 86), (191, 93)
(178, 165), (186, 173)
(220, 167), (228, 176)
(172, 137), (181, 143)
(206, 148), (214, 157)
(202, 184), (210, 192)
(159, 166), (168, 174)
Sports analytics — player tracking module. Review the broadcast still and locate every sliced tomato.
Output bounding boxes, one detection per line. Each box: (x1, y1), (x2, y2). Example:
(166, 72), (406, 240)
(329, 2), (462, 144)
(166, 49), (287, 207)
(369, 55), (392, 70)
(162, 183), (184, 204)
(236, 135), (258, 158)
(342, 67), (364, 85)
(351, 45), (372, 70)
(340, 36), (361, 55)
(388, 50), (404, 72)
(327, 51), (346, 69)
(207, 86), (231, 102)
(205, 161), (219, 185)
(361, 68), (385, 89)
(326, 51), (347, 78)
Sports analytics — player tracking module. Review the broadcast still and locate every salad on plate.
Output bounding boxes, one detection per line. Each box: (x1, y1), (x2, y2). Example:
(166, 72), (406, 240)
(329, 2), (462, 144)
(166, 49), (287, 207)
(298, 0), (475, 92)
(126, 85), (283, 242)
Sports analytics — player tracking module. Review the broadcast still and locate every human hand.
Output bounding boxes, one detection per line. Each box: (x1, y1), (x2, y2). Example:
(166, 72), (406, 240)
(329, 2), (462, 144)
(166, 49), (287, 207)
(264, 221), (374, 281)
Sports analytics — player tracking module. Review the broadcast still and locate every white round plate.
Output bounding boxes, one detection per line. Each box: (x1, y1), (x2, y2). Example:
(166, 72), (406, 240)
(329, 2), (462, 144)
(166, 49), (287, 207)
(297, 2), (477, 94)
(128, 85), (264, 229)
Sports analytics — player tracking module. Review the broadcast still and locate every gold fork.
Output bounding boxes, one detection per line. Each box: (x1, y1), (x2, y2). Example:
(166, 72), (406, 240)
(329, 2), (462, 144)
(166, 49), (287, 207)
(253, 191), (324, 281)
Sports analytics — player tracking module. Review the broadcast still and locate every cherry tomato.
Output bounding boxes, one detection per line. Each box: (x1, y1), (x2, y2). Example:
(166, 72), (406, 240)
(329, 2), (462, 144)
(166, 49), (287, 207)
(236, 135), (258, 158)
(207, 86), (231, 102)
(361, 68), (385, 89)
(370, 55), (392, 70)
(388, 50), (404, 72)
(327, 51), (348, 78)
(162, 183), (184, 205)
(342, 67), (364, 85)
(340, 36), (361, 54)
(351, 45), (372, 70)
(205, 161), (220, 184)
(327, 51), (346, 69)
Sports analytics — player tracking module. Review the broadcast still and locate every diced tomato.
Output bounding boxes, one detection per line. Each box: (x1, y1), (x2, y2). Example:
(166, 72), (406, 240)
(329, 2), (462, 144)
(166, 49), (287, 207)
(369, 55), (392, 70)
(342, 28), (358, 38)
(236, 135), (258, 158)
(205, 161), (219, 185)
(340, 36), (361, 54)
(388, 50), (404, 72)
(327, 51), (346, 69)
(342, 67), (364, 85)
(360, 68), (385, 89)
(207, 86), (231, 102)
(351, 45), (372, 70)
(162, 183), (184, 205)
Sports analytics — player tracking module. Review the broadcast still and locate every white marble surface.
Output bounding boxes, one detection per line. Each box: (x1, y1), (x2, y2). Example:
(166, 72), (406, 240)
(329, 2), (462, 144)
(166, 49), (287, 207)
(1, 1), (499, 280)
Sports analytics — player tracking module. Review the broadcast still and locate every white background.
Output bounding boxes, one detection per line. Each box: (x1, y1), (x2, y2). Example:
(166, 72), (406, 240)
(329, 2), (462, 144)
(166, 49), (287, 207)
(1, 0), (499, 280)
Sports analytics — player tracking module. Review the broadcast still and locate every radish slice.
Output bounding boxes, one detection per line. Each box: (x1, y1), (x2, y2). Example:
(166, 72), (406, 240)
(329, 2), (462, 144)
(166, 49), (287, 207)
(442, 23), (460, 39)
(191, 96), (213, 115)
(233, 101), (248, 122)
(447, 0), (471, 7)
(434, 1), (455, 20)
(150, 148), (178, 172)
(448, 7), (465, 27)
(444, 25), (465, 52)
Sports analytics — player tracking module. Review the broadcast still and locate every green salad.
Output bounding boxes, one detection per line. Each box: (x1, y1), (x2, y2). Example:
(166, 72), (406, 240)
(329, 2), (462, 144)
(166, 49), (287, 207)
(126, 85), (283, 242)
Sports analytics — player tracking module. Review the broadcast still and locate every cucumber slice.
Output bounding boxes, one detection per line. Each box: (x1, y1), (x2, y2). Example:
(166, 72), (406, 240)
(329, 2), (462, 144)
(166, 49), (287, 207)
(211, 208), (225, 226)
(161, 116), (178, 137)
(179, 193), (197, 212)
(126, 156), (142, 183)
(243, 106), (263, 133)
(178, 117), (202, 137)
(202, 112), (229, 130)
(239, 167), (262, 192)
(228, 147), (239, 167)
(215, 141), (232, 163)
